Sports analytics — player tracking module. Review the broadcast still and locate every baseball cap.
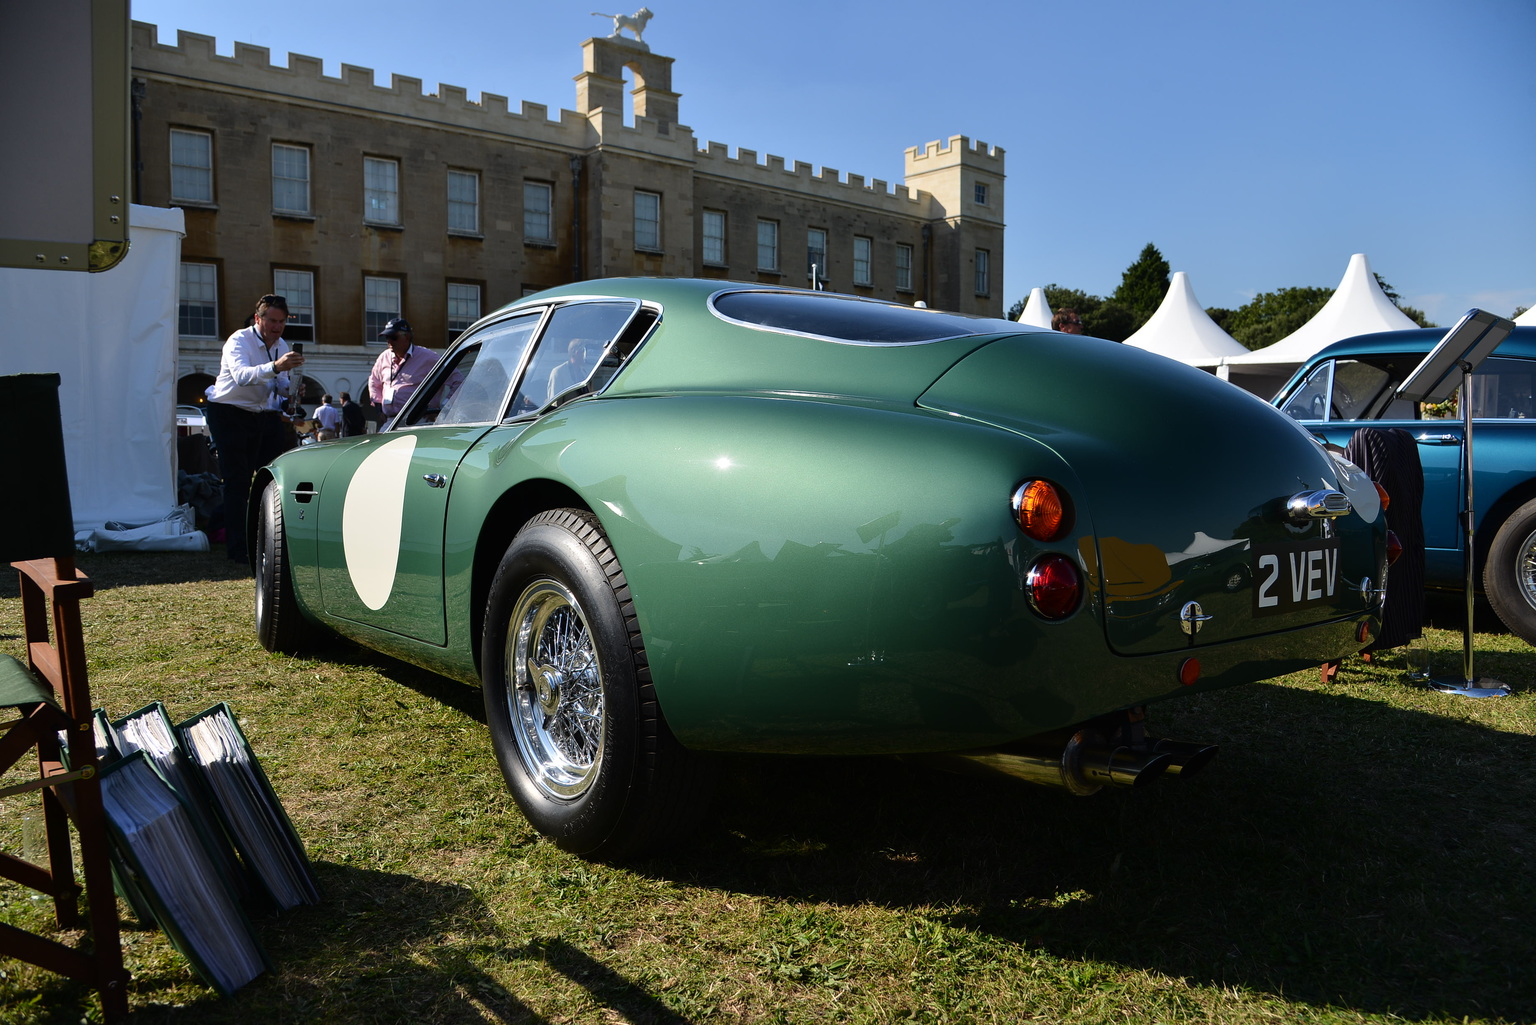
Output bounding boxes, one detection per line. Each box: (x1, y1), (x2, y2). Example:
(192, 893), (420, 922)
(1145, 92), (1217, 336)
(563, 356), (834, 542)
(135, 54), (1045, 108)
(380, 317), (412, 338)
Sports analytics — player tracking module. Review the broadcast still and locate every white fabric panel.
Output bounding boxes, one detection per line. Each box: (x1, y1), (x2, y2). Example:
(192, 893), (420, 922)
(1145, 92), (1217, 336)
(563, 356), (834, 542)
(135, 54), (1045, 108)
(1123, 271), (1247, 365)
(0, 205), (184, 530)
(1221, 253), (1418, 370)
(1017, 287), (1053, 328)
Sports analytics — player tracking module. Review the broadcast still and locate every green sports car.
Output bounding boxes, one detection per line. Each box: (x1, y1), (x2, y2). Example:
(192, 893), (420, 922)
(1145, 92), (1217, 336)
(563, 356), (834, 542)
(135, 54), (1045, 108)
(250, 278), (1388, 858)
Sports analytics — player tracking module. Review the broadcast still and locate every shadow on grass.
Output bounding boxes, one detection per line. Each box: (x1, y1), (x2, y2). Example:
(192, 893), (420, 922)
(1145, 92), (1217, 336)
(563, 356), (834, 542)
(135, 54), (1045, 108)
(19, 868), (695, 1025)
(648, 681), (1536, 1022)
(341, 647), (488, 725)
(0, 551), (251, 602)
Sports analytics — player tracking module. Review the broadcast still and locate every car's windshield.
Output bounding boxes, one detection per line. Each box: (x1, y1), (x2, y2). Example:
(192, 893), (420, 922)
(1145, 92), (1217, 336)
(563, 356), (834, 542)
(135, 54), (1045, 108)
(1280, 354), (1536, 422)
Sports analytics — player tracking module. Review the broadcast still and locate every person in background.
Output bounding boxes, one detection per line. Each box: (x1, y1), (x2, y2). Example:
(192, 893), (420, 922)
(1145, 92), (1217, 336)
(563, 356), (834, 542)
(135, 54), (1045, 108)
(339, 391), (366, 437)
(367, 317), (438, 421)
(204, 294), (304, 562)
(1053, 309), (1085, 335)
(315, 394), (341, 441)
(547, 338), (599, 400)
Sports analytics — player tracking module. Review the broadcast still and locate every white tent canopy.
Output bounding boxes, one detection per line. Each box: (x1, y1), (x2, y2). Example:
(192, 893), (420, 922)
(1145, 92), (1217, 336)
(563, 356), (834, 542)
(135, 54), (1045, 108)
(0, 205), (184, 530)
(1220, 253), (1418, 372)
(1516, 304), (1536, 326)
(1123, 271), (1247, 366)
(1017, 287), (1053, 328)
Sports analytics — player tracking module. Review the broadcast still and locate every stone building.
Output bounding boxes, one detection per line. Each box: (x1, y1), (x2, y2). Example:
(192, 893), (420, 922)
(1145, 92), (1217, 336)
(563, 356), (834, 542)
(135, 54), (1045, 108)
(129, 21), (1006, 406)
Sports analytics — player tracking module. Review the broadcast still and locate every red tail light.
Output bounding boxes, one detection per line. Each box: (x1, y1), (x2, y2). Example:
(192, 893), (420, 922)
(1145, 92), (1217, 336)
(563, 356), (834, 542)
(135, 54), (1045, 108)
(1011, 480), (1071, 542)
(1375, 482), (1391, 512)
(1386, 529), (1403, 565)
(1026, 554), (1081, 619)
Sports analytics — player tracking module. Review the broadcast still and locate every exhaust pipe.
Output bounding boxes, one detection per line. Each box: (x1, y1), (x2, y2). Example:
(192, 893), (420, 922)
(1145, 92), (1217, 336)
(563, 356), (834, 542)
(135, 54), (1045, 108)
(948, 729), (1173, 796)
(1151, 738), (1219, 778)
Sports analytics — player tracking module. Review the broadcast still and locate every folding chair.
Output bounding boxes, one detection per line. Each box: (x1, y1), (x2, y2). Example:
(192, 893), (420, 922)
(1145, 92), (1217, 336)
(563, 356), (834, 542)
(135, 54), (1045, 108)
(0, 374), (128, 1021)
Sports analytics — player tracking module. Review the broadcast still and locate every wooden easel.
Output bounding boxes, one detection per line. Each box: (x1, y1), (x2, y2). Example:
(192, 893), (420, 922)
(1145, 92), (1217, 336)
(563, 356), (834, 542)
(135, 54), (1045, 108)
(0, 555), (128, 1021)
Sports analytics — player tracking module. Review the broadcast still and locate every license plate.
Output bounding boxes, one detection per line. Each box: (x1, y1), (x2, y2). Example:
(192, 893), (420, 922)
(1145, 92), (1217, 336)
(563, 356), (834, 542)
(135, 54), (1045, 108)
(1252, 539), (1342, 616)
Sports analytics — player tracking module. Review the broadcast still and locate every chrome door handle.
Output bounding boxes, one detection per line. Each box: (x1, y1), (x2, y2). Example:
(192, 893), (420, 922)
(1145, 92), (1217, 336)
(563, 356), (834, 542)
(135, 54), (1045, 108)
(422, 473), (447, 488)
(1415, 434), (1461, 444)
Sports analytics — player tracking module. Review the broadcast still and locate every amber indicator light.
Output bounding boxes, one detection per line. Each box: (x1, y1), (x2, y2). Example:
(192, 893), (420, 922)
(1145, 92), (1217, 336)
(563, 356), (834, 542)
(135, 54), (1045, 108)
(1012, 480), (1070, 541)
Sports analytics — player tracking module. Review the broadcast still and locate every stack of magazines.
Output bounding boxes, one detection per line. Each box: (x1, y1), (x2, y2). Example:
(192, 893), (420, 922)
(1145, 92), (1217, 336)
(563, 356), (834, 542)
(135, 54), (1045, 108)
(82, 701), (320, 996)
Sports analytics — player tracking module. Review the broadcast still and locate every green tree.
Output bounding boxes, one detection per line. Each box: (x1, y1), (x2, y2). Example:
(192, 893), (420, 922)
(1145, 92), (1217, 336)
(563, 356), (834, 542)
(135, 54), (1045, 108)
(1374, 273), (1434, 328)
(1111, 243), (1171, 328)
(1224, 286), (1334, 350)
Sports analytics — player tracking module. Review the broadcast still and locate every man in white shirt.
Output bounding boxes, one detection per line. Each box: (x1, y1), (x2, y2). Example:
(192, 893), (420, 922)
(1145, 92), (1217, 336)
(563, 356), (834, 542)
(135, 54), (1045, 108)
(314, 394), (342, 440)
(204, 294), (305, 562)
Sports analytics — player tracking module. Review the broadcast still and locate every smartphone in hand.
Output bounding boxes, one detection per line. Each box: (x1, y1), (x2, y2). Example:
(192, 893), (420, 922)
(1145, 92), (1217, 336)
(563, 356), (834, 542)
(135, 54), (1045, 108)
(292, 342), (304, 354)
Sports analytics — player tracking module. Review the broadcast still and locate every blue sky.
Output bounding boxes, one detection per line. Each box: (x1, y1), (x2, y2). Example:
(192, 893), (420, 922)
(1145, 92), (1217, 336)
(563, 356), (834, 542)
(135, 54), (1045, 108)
(129, 0), (1535, 326)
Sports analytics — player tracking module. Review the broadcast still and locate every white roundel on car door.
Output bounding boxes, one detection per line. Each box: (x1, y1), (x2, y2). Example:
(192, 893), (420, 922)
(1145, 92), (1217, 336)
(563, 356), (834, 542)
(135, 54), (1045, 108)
(342, 434), (418, 610)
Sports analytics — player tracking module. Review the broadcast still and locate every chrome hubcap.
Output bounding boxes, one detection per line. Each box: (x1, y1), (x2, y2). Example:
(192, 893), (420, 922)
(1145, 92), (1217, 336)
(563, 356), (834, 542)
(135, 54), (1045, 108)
(505, 579), (604, 800)
(1518, 528), (1536, 611)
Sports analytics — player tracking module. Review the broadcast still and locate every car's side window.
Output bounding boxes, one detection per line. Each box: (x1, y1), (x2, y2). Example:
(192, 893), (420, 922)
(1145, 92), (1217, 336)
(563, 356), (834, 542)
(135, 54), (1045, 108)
(402, 313), (541, 427)
(1282, 361), (1335, 421)
(509, 301), (638, 415)
(1463, 356), (1536, 420)
(1330, 360), (1395, 420)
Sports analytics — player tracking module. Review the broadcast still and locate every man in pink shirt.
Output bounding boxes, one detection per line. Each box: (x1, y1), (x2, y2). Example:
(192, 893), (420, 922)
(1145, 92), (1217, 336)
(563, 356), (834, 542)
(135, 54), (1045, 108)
(367, 318), (439, 421)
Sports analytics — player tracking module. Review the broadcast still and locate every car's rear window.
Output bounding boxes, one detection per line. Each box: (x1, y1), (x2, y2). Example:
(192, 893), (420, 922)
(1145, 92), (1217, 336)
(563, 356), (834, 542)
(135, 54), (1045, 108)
(710, 289), (1021, 345)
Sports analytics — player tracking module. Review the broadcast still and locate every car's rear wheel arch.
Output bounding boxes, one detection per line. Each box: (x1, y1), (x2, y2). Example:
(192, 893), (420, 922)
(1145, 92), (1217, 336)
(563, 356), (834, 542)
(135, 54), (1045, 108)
(470, 479), (592, 676)
(1473, 474), (1536, 583)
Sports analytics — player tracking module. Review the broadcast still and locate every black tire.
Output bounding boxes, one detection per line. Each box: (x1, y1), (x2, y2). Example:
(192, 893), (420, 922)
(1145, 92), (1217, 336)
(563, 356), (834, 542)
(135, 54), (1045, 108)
(254, 479), (319, 653)
(1484, 497), (1536, 646)
(481, 508), (708, 859)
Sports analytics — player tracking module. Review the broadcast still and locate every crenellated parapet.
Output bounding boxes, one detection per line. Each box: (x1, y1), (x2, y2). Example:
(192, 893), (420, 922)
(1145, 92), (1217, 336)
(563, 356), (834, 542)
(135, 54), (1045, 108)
(694, 140), (935, 215)
(132, 21), (604, 149)
(903, 135), (1005, 173)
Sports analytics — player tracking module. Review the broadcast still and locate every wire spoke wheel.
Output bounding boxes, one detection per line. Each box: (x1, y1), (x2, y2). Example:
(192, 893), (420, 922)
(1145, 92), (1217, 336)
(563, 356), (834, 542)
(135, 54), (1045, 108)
(481, 508), (710, 859)
(507, 580), (605, 799)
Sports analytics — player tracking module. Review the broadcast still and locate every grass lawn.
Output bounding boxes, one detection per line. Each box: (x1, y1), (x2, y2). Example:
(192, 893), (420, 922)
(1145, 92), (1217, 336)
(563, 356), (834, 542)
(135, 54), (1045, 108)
(2, 552), (1534, 1024)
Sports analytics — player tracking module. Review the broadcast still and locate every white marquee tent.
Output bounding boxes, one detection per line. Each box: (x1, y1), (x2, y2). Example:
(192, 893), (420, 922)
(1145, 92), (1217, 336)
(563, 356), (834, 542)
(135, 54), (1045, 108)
(1016, 287), (1053, 328)
(1123, 271), (1248, 367)
(1216, 253), (1418, 394)
(0, 204), (184, 530)
(1516, 304), (1536, 326)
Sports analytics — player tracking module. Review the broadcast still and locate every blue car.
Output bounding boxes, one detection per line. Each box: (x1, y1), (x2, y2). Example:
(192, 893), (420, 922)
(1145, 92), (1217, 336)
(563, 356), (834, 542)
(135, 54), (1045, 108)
(1275, 325), (1536, 644)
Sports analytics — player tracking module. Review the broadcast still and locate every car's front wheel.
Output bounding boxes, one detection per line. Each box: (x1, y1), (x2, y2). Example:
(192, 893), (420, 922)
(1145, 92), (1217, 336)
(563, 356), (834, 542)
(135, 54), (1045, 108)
(254, 479), (319, 653)
(1484, 496), (1536, 646)
(481, 509), (708, 859)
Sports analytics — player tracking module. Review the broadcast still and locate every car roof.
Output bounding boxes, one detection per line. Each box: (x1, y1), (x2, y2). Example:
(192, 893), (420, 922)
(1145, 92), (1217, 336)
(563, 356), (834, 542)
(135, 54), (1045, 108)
(1301, 324), (1536, 364)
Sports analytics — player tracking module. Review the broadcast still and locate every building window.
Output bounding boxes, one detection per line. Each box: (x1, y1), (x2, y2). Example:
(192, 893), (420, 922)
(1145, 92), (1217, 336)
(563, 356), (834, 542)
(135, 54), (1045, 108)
(974, 249), (991, 296)
(178, 262), (218, 337)
(853, 236), (872, 286)
(365, 276), (402, 343)
(447, 170), (479, 234)
(896, 243), (914, 292)
(806, 228), (828, 284)
(974, 182), (989, 205)
(274, 269), (315, 343)
(634, 190), (661, 251)
(702, 210), (726, 265)
(524, 181), (553, 242)
(272, 143), (310, 215)
(169, 129), (213, 204)
(757, 220), (778, 272)
(364, 157), (400, 225)
(447, 283), (481, 341)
